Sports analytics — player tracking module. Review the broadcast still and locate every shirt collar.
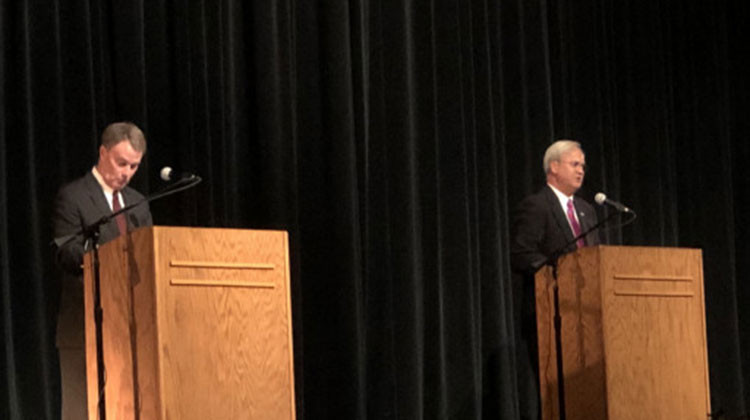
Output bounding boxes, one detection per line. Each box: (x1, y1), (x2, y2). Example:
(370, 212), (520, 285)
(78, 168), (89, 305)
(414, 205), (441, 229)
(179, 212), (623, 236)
(92, 166), (115, 194)
(548, 183), (575, 209)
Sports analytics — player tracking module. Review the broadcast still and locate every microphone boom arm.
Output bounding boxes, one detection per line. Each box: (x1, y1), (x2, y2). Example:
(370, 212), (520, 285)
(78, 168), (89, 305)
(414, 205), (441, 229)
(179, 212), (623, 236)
(52, 175), (202, 248)
(532, 206), (637, 272)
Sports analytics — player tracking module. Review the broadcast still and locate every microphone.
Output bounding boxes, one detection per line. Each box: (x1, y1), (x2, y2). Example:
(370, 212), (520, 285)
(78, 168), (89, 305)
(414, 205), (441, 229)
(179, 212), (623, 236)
(594, 192), (632, 213)
(160, 166), (196, 181)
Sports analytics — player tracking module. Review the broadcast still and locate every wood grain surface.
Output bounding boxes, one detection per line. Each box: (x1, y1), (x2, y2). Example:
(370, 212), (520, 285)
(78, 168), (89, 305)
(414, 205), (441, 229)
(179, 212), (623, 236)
(535, 245), (711, 420)
(85, 226), (296, 420)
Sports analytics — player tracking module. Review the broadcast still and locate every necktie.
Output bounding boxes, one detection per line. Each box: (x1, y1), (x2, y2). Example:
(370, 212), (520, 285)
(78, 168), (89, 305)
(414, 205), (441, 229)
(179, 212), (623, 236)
(112, 191), (127, 236)
(567, 199), (585, 248)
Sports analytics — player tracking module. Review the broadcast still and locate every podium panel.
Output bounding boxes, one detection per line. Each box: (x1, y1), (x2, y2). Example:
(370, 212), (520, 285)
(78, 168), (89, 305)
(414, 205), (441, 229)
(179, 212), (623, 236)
(535, 246), (710, 420)
(84, 226), (296, 420)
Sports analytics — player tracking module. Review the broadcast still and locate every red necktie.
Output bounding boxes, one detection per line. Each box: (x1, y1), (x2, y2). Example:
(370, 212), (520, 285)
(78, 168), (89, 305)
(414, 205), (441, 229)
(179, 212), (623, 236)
(567, 199), (584, 248)
(112, 191), (127, 236)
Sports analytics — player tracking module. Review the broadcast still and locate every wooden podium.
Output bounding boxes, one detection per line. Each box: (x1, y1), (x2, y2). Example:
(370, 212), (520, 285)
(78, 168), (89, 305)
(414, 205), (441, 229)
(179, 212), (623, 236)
(535, 246), (711, 420)
(83, 226), (296, 420)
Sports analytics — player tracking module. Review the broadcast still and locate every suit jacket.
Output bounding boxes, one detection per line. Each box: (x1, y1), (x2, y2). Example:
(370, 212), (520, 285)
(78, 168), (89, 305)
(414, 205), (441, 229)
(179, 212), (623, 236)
(510, 185), (600, 277)
(52, 171), (152, 347)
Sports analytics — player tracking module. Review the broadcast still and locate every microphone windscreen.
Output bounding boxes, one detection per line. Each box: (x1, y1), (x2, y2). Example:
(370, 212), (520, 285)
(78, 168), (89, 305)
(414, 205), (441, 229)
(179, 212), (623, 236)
(594, 192), (607, 205)
(160, 166), (173, 181)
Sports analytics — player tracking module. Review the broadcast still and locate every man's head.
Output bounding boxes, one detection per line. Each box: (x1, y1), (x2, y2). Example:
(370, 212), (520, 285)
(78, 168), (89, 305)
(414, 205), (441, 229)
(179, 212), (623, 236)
(544, 140), (586, 196)
(96, 122), (147, 191)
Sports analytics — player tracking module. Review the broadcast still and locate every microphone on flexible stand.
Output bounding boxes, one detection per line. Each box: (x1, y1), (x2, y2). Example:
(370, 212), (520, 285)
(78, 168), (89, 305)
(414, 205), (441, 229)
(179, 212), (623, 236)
(160, 166), (197, 182)
(531, 192), (635, 272)
(53, 168), (202, 249)
(594, 192), (632, 213)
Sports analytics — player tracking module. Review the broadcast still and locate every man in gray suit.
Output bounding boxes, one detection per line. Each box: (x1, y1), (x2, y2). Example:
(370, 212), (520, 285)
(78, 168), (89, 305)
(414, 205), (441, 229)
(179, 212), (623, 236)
(53, 121), (153, 420)
(510, 140), (600, 419)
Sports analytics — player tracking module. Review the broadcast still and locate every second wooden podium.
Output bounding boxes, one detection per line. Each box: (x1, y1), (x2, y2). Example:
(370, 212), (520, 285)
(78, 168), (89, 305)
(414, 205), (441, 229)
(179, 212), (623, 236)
(83, 226), (296, 420)
(535, 245), (711, 420)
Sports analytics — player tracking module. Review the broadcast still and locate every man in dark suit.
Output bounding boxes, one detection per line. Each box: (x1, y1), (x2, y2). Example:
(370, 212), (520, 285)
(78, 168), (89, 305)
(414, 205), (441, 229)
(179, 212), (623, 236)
(52, 121), (153, 420)
(510, 140), (600, 419)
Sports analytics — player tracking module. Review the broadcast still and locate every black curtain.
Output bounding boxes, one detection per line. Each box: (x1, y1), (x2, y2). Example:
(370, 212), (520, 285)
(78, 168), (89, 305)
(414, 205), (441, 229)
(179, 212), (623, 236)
(2, 0), (748, 419)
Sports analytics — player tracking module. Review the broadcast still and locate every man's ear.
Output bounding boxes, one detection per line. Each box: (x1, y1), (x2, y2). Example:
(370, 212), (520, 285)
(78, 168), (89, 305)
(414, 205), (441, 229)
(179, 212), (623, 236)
(548, 160), (559, 175)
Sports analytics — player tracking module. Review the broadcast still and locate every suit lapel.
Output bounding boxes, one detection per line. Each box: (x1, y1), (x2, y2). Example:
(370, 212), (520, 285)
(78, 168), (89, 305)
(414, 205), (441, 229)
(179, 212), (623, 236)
(574, 196), (592, 232)
(121, 187), (142, 230)
(82, 172), (119, 241)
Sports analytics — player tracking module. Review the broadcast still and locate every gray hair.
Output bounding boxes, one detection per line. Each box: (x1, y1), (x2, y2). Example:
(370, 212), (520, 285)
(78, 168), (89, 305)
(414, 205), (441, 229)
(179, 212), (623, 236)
(543, 140), (582, 174)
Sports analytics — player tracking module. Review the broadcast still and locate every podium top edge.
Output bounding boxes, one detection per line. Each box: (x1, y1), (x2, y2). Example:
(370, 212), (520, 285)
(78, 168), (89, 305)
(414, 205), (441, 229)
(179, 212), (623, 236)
(134, 226), (290, 235)
(591, 245), (702, 251)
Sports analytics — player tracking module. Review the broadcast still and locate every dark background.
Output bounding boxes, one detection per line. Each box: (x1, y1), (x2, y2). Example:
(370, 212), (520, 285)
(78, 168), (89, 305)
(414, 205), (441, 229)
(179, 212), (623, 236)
(1, 0), (748, 418)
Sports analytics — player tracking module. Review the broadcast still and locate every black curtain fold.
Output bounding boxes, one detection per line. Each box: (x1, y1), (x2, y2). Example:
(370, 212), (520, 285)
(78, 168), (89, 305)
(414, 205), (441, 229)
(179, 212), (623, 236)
(2, 0), (749, 419)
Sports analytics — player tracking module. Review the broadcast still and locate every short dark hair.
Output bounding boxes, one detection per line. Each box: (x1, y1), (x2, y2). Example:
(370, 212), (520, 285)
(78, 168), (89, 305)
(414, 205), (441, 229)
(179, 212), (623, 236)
(100, 122), (147, 153)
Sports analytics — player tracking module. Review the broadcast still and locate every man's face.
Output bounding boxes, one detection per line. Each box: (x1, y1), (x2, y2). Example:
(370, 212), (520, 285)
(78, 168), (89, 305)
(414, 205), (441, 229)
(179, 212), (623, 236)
(549, 148), (586, 196)
(96, 140), (143, 191)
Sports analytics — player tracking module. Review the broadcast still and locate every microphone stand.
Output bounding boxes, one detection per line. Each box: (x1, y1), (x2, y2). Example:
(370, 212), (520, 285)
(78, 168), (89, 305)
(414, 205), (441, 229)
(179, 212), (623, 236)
(53, 175), (202, 420)
(85, 228), (107, 420)
(535, 207), (634, 420)
(533, 207), (633, 272)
